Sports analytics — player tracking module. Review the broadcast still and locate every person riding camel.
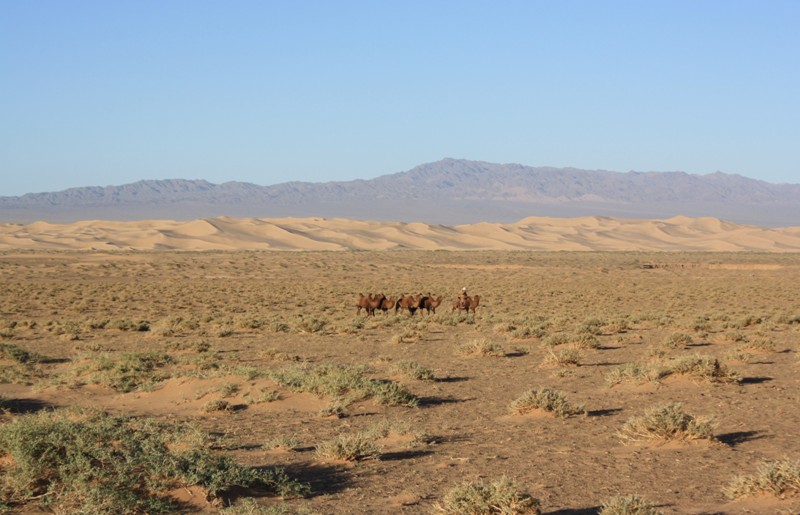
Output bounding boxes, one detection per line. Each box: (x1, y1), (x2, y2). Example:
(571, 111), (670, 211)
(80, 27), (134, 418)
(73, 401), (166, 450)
(459, 287), (469, 309)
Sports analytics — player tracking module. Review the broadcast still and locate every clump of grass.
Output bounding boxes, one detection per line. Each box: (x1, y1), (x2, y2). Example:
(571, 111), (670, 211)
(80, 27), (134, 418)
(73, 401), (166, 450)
(723, 330), (747, 343)
(265, 435), (300, 451)
(573, 333), (601, 349)
(236, 316), (265, 330)
(663, 332), (693, 348)
(111, 319), (151, 332)
(0, 343), (43, 364)
(0, 343), (46, 385)
(215, 324), (235, 337)
(270, 363), (417, 407)
(250, 388), (280, 404)
(203, 399), (230, 412)
(318, 401), (348, 418)
(603, 317), (631, 334)
(435, 476), (541, 514)
(544, 333), (569, 347)
(511, 325), (547, 340)
(667, 355), (740, 383)
(541, 347), (582, 368)
(606, 355), (739, 386)
(616, 334), (644, 345)
(578, 317), (605, 335)
(0, 321), (16, 339)
(268, 320), (290, 333)
(600, 494), (662, 515)
(605, 362), (666, 387)
(457, 338), (506, 357)
(149, 317), (186, 337)
(361, 419), (433, 447)
(388, 360), (435, 381)
(390, 327), (424, 344)
(436, 312), (473, 326)
(259, 349), (302, 362)
(725, 348), (753, 363)
(314, 431), (381, 462)
(618, 402), (716, 443)
(294, 316), (327, 334)
(219, 497), (294, 514)
(723, 457), (800, 499)
(218, 382), (241, 397)
(509, 387), (586, 418)
(733, 315), (763, 329)
(692, 317), (712, 333)
(68, 351), (174, 392)
(740, 336), (776, 353)
(0, 408), (308, 513)
(494, 322), (515, 333)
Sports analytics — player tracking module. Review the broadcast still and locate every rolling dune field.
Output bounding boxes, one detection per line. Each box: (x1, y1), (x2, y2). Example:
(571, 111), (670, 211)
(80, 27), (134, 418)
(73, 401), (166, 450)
(2, 215), (800, 252)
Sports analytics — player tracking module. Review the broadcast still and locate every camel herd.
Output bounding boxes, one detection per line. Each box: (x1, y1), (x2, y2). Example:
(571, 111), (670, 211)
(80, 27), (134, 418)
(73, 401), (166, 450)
(355, 292), (480, 316)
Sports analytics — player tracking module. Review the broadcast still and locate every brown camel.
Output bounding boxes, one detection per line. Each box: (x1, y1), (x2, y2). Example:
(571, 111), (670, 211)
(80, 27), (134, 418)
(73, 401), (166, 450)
(420, 294), (443, 315)
(395, 293), (423, 316)
(356, 293), (386, 316)
(378, 295), (396, 315)
(453, 294), (480, 314)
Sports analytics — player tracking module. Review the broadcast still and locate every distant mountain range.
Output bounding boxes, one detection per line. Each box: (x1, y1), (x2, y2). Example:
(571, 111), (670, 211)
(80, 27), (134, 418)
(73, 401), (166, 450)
(2, 159), (799, 227)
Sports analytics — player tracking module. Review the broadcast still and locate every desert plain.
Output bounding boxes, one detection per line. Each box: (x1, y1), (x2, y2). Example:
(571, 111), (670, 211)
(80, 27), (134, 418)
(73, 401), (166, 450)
(1, 216), (800, 514)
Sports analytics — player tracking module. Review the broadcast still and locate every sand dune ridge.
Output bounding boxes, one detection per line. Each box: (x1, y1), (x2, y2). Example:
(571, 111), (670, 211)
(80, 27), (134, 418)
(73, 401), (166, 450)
(1, 216), (799, 252)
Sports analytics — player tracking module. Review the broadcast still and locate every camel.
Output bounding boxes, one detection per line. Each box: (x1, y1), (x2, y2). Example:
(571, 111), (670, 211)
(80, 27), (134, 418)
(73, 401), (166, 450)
(420, 294), (443, 315)
(378, 295), (396, 315)
(453, 294), (480, 314)
(356, 293), (386, 316)
(395, 293), (423, 316)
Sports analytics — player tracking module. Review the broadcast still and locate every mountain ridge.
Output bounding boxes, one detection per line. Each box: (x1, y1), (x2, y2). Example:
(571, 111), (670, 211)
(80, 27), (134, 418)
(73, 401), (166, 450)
(2, 159), (799, 227)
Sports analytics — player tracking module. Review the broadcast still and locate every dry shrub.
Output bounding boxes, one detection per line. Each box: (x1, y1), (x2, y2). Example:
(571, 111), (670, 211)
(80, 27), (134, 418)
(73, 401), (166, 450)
(740, 336), (776, 352)
(435, 476), (541, 514)
(663, 332), (693, 348)
(723, 457), (800, 499)
(667, 355), (740, 383)
(606, 355), (739, 387)
(605, 362), (666, 387)
(457, 338), (506, 357)
(0, 408), (307, 513)
(618, 403), (716, 443)
(509, 387), (585, 418)
(600, 494), (662, 515)
(388, 360), (435, 381)
(270, 363), (418, 408)
(541, 347), (582, 368)
(314, 431), (381, 462)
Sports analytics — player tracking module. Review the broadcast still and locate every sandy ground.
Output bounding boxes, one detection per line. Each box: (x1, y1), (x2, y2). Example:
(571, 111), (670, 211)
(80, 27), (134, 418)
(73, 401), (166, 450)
(2, 215), (800, 251)
(1, 249), (800, 514)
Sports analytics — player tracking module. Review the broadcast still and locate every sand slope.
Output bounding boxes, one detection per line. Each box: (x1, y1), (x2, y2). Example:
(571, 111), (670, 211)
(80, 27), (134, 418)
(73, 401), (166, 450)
(1, 215), (800, 251)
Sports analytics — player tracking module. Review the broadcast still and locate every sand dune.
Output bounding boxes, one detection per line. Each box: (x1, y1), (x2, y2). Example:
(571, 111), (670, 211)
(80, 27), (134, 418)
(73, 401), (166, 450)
(1, 215), (799, 252)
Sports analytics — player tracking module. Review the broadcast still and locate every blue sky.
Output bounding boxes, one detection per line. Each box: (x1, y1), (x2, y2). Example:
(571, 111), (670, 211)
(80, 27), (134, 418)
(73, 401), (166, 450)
(1, 1), (798, 196)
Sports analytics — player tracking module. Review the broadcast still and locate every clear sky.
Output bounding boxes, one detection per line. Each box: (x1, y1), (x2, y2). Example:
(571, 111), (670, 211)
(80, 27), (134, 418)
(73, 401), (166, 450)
(1, 1), (798, 196)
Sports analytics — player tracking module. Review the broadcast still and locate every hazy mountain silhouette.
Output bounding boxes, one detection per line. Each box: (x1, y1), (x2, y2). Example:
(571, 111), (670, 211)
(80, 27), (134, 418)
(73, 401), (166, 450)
(2, 159), (798, 226)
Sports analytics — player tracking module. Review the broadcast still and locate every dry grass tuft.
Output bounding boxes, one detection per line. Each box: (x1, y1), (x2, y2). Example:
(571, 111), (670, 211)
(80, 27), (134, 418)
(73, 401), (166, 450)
(618, 403), (716, 443)
(600, 494), (662, 515)
(435, 476), (541, 514)
(457, 338), (506, 357)
(314, 431), (381, 462)
(724, 457), (800, 499)
(509, 387), (586, 418)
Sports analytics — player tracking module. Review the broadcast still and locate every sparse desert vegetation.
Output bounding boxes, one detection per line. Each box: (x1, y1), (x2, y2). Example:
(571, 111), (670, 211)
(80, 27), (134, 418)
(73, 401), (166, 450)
(1, 249), (799, 513)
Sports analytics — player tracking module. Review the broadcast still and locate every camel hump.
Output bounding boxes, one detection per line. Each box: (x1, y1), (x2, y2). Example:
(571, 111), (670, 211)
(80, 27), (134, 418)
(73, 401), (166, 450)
(473, 295), (480, 306)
